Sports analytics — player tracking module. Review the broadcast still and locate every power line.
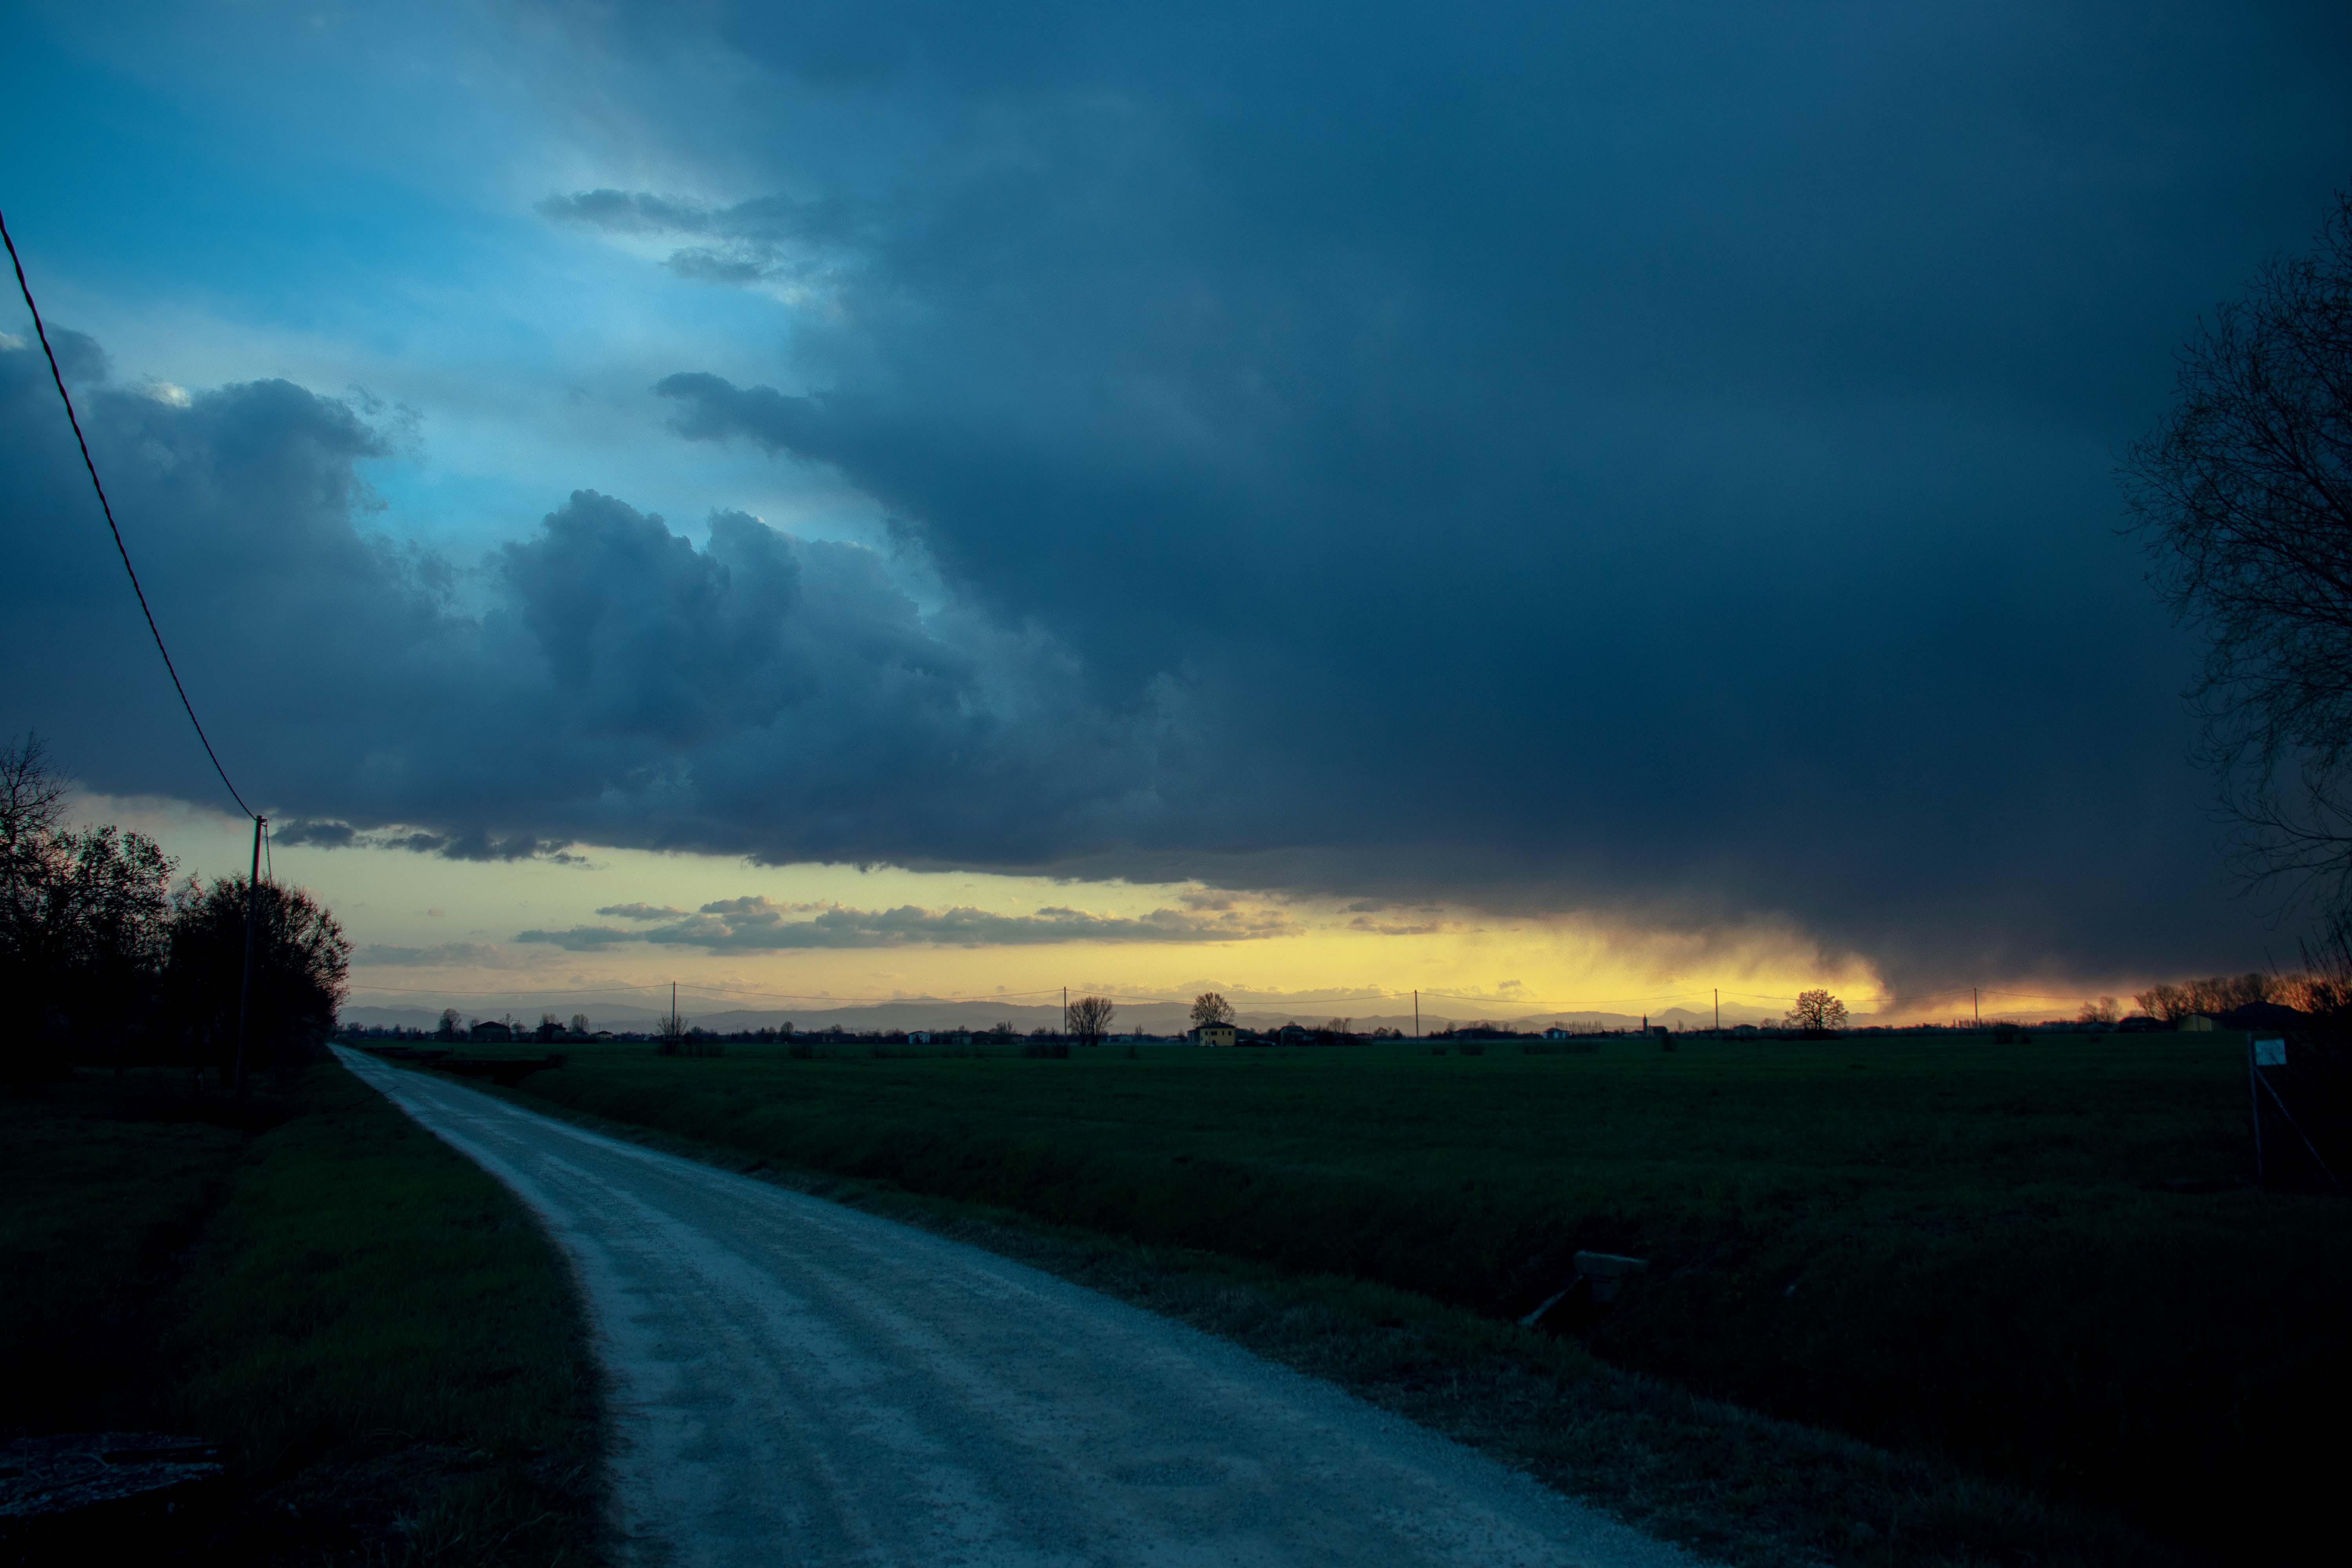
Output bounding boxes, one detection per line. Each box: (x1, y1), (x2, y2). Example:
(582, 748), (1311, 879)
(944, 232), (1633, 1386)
(1, 207), (254, 820)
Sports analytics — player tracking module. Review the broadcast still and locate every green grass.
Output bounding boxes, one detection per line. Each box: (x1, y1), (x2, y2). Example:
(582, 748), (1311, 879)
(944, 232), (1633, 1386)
(0, 1071), (256, 1437)
(2, 1062), (603, 1563)
(494, 1032), (2348, 1561)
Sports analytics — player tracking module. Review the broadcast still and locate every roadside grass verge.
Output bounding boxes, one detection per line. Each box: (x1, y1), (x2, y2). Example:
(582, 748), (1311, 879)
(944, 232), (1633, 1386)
(1, 1071), (257, 1439)
(458, 1062), (2182, 1568)
(2, 1062), (603, 1564)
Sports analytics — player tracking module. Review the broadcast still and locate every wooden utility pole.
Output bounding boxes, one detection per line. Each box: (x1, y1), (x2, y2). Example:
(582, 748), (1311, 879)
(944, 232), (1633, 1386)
(1413, 991), (1419, 1039)
(1714, 989), (1719, 1031)
(233, 815), (264, 1097)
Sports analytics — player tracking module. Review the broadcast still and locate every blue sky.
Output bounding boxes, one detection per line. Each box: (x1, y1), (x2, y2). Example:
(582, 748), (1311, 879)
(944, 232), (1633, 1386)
(5, 1), (2351, 1016)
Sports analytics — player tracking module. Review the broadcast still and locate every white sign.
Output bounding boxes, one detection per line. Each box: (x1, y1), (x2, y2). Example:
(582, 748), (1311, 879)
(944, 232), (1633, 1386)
(2253, 1038), (2287, 1067)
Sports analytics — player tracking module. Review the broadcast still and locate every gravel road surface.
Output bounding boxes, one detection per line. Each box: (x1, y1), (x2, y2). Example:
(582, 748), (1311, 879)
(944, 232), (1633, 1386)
(338, 1048), (1699, 1568)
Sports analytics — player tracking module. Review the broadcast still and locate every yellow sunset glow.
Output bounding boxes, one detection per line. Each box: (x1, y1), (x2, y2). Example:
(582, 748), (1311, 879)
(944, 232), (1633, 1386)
(80, 791), (1896, 1025)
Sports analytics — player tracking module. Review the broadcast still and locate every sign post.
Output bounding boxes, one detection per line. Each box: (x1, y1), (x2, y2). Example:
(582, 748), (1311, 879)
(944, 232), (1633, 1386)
(2249, 1037), (2341, 1193)
(2249, 1038), (2281, 1184)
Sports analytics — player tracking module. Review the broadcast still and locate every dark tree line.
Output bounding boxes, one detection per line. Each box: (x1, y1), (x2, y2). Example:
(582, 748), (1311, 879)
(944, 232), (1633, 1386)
(1, 735), (349, 1086)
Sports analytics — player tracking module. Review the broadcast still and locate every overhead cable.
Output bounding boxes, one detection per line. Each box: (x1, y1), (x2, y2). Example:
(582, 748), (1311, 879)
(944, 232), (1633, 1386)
(1, 207), (254, 820)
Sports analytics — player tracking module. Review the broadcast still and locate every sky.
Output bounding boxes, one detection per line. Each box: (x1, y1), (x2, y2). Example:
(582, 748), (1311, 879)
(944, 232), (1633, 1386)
(4, 0), (2350, 1025)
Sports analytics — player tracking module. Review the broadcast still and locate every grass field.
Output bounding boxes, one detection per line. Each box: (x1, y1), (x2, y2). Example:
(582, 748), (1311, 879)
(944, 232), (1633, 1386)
(492, 1031), (2348, 1560)
(1, 1062), (603, 1563)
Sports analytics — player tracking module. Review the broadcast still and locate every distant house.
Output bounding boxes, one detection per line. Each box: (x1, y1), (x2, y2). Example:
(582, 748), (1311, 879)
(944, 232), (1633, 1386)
(470, 1020), (514, 1043)
(1544, 1026), (1571, 1040)
(2178, 1015), (2216, 1033)
(909, 1031), (933, 1044)
(1194, 1023), (1237, 1047)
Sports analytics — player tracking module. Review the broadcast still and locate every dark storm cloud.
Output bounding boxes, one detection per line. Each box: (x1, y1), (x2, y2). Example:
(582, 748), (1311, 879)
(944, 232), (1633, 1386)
(532, 0), (2352, 987)
(276, 818), (578, 861)
(514, 895), (1291, 952)
(11, 1), (2352, 991)
(272, 818), (359, 849)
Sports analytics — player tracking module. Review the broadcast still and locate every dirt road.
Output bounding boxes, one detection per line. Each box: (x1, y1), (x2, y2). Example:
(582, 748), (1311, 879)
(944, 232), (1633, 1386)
(337, 1048), (1698, 1568)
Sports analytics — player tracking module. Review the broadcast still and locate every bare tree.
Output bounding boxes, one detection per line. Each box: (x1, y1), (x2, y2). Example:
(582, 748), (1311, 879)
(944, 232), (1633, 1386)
(1, 733), (66, 901)
(1068, 995), (1115, 1048)
(1784, 990), (1848, 1033)
(2134, 973), (2278, 1021)
(439, 1007), (463, 1040)
(2124, 190), (2352, 911)
(1189, 991), (1234, 1029)
(570, 1013), (591, 1035)
(2076, 995), (2121, 1026)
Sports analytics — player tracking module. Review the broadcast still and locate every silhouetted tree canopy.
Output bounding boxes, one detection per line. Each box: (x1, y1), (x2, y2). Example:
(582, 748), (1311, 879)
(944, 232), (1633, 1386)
(1189, 992), (1233, 1028)
(165, 873), (350, 1082)
(2, 735), (176, 1078)
(1785, 990), (1849, 1033)
(2125, 191), (2352, 909)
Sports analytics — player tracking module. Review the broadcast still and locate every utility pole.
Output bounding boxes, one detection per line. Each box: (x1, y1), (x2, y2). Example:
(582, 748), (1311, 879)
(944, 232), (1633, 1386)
(1063, 986), (1069, 1041)
(1714, 989), (1719, 1032)
(1413, 991), (1419, 1039)
(1973, 987), (1980, 1025)
(233, 815), (264, 1098)
(671, 980), (679, 1037)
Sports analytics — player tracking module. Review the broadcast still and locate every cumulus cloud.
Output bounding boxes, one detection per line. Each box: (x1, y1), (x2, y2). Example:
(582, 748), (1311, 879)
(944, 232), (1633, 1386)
(1, 338), (1185, 875)
(516, 895), (1291, 952)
